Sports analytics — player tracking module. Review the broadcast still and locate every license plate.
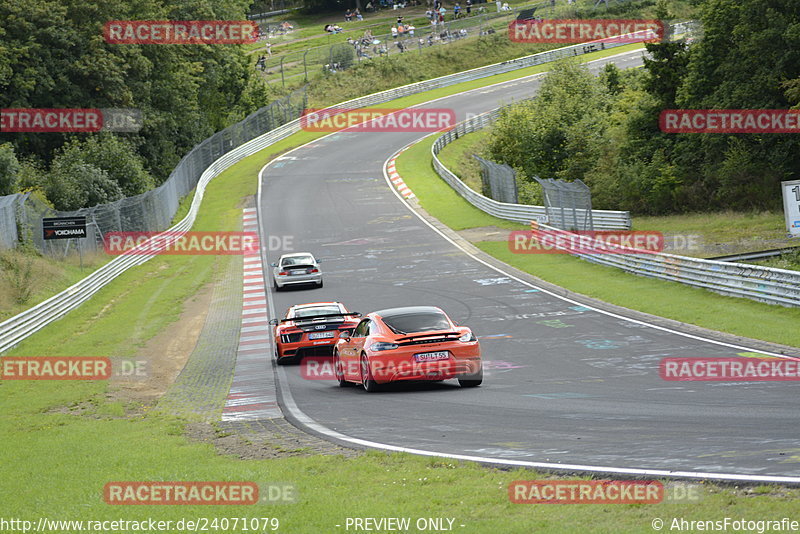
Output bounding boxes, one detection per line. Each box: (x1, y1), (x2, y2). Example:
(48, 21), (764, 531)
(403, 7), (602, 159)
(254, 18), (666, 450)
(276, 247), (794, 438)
(289, 270), (305, 275)
(308, 331), (335, 340)
(414, 351), (449, 362)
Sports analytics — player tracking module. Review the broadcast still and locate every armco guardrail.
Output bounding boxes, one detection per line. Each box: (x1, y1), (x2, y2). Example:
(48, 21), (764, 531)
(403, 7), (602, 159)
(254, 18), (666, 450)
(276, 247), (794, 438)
(529, 225), (800, 307)
(0, 36), (651, 354)
(431, 109), (632, 230)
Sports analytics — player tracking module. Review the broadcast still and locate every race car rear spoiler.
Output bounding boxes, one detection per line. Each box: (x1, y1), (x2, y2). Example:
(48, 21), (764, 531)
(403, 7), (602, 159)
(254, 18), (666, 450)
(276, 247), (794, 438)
(396, 331), (461, 342)
(273, 312), (361, 324)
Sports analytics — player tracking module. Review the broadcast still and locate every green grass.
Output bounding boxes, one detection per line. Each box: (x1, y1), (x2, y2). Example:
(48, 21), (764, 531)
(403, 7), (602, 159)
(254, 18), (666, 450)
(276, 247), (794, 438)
(5, 418), (798, 532)
(397, 135), (526, 231)
(436, 128), (797, 258)
(395, 139), (800, 349)
(476, 241), (800, 347)
(326, 41), (646, 109)
(0, 248), (111, 321)
(437, 127), (490, 192)
(633, 212), (790, 250)
(4, 40), (797, 528)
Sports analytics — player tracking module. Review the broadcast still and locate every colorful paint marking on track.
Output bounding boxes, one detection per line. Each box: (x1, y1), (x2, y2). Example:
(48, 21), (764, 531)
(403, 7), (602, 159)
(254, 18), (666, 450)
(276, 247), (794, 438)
(386, 150), (415, 199)
(222, 208), (282, 421)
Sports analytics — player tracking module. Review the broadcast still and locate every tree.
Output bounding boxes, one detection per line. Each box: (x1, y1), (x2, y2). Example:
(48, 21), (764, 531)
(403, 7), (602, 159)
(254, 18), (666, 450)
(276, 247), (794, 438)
(47, 142), (125, 210)
(57, 135), (153, 197)
(0, 143), (20, 195)
(488, 59), (609, 184)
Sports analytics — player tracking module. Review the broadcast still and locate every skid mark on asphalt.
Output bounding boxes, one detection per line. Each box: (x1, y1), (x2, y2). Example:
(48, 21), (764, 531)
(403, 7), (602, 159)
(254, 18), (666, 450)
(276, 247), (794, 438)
(575, 339), (626, 350)
(523, 392), (595, 399)
(222, 208), (281, 422)
(536, 319), (574, 328)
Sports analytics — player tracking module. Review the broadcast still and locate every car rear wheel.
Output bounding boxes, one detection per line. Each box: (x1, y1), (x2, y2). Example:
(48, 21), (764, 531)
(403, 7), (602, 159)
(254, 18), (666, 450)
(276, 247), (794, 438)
(360, 353), (380, 393)
(458, 366), (483, 387)
(317, 280), (323, 288)
(333, 350), (350, 387)
(273, 279), (282, 292)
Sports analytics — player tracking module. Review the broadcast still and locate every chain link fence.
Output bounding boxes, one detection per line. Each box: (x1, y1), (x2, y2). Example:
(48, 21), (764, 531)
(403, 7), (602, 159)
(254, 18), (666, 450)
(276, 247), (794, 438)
(535, 177), (594, 231)
(0, 87), (308, 255)
(473, 155), (518, 204)
(0, 194), (21, 250)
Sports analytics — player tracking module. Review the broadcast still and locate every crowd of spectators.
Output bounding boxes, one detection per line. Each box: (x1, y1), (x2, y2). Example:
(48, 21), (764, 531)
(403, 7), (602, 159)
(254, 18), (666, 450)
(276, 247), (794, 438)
(274, 0), (500, 75)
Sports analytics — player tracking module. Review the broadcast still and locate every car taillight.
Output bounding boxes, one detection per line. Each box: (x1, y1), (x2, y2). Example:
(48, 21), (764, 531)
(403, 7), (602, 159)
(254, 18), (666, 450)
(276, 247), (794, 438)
(369, 342), (399, 352)
(279, 271), (288, 276)
(309, 268), (319, 273)
(458, 331), (476, 342)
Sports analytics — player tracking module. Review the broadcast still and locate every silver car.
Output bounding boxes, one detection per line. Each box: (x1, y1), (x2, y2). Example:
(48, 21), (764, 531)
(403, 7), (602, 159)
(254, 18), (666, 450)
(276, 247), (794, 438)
(271, 252), (323, 291)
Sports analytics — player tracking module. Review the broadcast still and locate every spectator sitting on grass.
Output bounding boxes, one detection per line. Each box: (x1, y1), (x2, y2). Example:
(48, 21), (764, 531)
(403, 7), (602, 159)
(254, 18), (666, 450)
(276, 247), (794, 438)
(355, 9), (363, 20)
(365, 1), (374, 11)
(391, 25), (398, 38)
(345, 9), (353, 21)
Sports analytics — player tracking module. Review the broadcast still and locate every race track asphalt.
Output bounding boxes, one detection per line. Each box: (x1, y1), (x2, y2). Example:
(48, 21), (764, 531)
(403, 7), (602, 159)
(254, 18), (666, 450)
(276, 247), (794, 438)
(257, 49), (800, 480)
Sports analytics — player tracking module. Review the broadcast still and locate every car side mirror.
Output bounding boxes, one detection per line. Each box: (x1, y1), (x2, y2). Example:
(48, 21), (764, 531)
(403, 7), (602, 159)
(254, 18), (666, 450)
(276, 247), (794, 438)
(340, 330), (351, 341)
(269, 319), (279, 326)
(270, 262), (278, 267)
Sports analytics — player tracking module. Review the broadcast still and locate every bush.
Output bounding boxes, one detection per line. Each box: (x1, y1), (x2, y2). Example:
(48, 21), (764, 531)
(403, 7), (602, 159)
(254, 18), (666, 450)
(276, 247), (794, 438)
(0, 143), (20, 195)
(0, 250), (35, 305)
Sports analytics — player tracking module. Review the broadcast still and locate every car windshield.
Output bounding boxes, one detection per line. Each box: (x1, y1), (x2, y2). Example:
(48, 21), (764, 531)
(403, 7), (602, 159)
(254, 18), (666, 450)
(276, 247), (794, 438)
(293, 306), (341, 318)
(282, 255), (314, 266)
(382, 312), (450, 334)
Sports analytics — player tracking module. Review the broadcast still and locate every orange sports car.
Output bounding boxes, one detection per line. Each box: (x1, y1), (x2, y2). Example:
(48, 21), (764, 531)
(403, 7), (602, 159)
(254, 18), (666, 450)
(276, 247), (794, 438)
(333, 306), (482, 392)
(270, 302), (361, 365)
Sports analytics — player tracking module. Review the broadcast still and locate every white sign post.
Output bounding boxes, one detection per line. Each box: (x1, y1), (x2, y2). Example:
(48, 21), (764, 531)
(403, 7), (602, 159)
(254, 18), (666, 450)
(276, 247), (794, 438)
(782, 180), (800, 238)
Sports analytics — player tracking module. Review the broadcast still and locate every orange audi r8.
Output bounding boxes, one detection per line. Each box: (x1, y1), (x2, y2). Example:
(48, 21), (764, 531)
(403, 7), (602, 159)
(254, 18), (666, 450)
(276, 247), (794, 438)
(270, 302), (361, 365)
(333, 306), (482, 392)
